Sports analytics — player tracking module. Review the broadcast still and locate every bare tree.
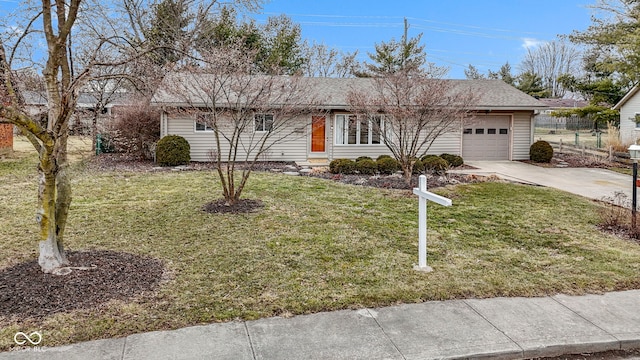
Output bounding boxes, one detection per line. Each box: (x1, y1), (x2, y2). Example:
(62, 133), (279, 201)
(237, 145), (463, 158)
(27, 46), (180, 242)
(160, 44), (324, 206)
(519, 40), (582, 98)
(0, 0), (83, 273)
(0, 0), (261, 273)
(347, 73), (478, 185)
(301, 41), (359, 78)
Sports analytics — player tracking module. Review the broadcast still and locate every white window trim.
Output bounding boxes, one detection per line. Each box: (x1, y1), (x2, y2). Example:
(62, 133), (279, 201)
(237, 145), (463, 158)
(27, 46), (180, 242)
(254, 113), (274, 133)
(635, 113), (640, 129)
(334, 114), (387, 146)
(195, 113), (214, 132)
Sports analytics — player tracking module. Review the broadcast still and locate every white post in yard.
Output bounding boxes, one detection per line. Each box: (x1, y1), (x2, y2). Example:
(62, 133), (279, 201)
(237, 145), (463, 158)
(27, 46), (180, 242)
(412, 175), (452, 272)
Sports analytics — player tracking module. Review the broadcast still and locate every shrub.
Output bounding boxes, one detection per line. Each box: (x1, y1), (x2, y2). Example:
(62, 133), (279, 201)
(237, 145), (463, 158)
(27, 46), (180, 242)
(329, 158), (356, 174)
(376, 154), (393, 162)
(422, 156), (449, 174)
(440, 153), (464, 167)
(107, 102), (161, 160)
(355, 156), (373, 163)
(355, 158), (377, 175)
(377, 157), (400, 175)
(156, 135), (191, 166)
(420, 154), (439, 163)
(412, 158), (425, 174)
(530, 140), (554, 163)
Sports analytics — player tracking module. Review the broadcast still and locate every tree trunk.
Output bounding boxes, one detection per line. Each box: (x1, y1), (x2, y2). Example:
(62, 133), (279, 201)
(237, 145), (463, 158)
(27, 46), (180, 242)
(36, 148), (71, 273)
(402, 162), (413, 186)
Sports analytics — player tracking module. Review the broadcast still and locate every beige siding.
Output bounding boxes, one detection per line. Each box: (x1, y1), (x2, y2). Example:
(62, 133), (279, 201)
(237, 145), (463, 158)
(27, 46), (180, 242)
(328, 113), (462, 160)
(166, 110), (534, 162)
(428, 132), (462, 155)
(165, 114), (309, 162)
(620, 94), (640, 144)
(512, 111), (533, 160)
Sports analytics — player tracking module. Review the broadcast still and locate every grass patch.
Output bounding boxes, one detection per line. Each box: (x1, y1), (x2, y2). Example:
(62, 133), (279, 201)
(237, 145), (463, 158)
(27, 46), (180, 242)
(2, 156), (640, 349)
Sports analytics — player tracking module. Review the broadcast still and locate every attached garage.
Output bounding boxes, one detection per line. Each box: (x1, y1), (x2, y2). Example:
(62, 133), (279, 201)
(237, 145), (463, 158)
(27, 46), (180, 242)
(462, 115), (511, 161)
(153, 77), (546, 162)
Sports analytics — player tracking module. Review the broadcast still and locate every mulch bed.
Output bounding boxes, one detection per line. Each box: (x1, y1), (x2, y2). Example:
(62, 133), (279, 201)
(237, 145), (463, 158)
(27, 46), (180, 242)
(0, 250), (164, 320)
(308, 171), (485, 190)
(523, 152), (630, 170)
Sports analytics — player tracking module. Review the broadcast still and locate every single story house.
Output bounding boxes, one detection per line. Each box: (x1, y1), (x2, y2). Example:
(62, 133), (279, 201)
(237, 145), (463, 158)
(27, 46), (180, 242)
(613, 86), (640, 144)
(151, 76), (547, 164)
(23, 90), (127, 135)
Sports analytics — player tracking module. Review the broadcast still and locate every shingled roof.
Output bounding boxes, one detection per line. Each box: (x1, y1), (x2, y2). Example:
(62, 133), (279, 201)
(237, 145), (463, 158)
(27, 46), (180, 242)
(152, 74), (547, 111)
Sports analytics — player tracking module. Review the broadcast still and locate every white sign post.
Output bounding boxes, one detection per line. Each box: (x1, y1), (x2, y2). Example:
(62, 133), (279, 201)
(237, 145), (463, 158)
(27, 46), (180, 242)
(412, 174), (452, 272)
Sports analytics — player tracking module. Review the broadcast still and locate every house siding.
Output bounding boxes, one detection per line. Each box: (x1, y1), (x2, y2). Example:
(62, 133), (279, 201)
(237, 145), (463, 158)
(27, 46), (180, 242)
(619, 94), (640, 144)
(327, 112), (462, 160)
(512, 111), (533, 160)
(164, 110), (536, 163)
(165, 114), (309, 162)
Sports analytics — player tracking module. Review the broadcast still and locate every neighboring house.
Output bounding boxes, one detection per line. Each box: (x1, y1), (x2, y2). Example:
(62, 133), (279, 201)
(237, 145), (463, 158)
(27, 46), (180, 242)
(22, 90), (127, 135)
(151, 77), (547, 163)
(534, 98), (590, 132)
(613, 86), (640, 144)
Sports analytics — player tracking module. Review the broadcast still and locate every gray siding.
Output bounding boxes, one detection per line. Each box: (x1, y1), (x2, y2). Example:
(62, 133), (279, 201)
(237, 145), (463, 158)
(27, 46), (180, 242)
(620, 94), (640, 144)
(512, 111), (533, 160)
(165, 114), (309, 162)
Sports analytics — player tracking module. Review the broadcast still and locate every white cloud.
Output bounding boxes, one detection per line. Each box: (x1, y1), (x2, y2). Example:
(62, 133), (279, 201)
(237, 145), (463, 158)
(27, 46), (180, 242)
(521, 38), (545, 50)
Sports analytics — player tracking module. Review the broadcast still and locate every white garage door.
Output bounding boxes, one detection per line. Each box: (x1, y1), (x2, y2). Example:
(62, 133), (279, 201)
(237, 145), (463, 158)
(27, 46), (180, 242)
(462, 116), (510, 161)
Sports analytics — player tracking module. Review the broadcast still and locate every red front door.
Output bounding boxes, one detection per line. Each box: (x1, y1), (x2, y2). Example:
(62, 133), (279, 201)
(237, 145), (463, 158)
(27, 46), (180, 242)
(311, 116), (325, 152)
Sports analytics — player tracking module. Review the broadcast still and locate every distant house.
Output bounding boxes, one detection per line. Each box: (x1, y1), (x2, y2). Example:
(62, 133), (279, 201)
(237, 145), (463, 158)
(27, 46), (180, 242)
(23, 91), (127, 135)
(534, 98), (590, 132)
(151, 76), (547, 163)
(613, 86), (640, 144)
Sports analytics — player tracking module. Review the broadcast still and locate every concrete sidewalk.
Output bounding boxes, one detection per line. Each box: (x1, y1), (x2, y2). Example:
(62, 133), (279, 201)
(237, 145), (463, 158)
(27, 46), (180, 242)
(451, 161), (633, 204)
(2, 290), (640, 360)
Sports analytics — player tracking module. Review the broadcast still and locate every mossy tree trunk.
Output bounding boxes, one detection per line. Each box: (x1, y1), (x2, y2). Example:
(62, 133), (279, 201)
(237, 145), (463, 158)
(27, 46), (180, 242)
(0, 0), (80, 273)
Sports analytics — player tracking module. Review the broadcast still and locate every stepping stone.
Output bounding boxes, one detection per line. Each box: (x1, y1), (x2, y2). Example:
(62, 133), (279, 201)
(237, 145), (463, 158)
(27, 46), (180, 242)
(283, 171), (300, 176)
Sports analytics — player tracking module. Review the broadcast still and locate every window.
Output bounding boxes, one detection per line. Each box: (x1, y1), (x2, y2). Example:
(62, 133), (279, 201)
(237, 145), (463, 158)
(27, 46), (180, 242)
(487, 128), (496, 134)
(475, 128), (485, 134)
(499, 128), (508, 134)
(255, 114), (274, 132)
(195, 113), (213, 132)
(463, 128), (472, 134)
(635, 113), (640, 128)
(335, 114), (387, 145)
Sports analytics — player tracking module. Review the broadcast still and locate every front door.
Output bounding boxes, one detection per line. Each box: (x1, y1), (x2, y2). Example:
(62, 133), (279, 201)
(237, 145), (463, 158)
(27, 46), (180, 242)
(311, 116), (326, 153)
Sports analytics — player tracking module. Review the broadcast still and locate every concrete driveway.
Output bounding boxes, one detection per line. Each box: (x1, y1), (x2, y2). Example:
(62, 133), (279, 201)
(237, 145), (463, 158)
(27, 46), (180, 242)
(451, 161), (633, 205)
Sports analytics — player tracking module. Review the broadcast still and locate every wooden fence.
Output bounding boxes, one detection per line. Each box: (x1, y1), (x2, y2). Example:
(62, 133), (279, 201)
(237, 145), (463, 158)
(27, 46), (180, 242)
(548, 140), (631, 164)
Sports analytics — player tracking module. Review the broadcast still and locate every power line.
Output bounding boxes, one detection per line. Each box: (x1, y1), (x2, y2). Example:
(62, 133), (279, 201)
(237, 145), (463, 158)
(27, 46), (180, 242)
(261, 12), (549, 37)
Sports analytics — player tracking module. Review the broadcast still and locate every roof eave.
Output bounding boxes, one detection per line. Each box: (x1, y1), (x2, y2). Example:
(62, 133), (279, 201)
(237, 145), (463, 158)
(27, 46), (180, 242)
(613, 85), (639, 110)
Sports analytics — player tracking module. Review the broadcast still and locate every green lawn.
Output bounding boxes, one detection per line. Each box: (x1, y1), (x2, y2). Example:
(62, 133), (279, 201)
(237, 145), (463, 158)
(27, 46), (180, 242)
(2, 154), (640, 349)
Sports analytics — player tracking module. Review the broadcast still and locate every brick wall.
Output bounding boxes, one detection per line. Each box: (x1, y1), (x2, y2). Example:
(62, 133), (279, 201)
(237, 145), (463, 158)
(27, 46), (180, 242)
(0, 123), (13, 153)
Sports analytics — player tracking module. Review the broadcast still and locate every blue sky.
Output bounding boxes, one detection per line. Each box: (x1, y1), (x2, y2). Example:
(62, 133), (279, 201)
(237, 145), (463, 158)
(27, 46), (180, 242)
(0, 0), (594, 79)
(254, 0), (594, 78)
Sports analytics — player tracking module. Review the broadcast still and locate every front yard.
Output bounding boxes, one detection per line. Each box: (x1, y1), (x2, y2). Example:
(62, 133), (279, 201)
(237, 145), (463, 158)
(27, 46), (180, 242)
(1, 153), (640, 350)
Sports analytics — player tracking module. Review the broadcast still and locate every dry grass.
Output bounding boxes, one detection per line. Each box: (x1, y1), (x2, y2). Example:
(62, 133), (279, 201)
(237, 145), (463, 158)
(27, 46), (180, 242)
(1, 155), (640, 349)
(604, 122), (631, 153)
(3, 135), (93, 163)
